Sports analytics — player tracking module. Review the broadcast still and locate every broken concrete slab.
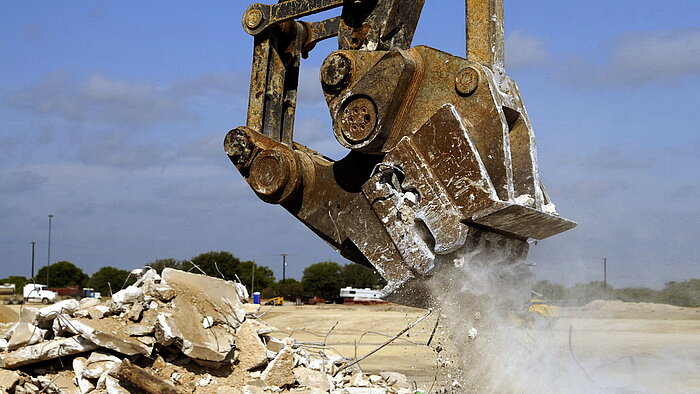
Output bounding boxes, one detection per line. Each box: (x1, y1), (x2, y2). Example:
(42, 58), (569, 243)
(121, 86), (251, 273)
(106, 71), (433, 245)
(161, 268), (246, 324)
(155, 269), (247, 362)
(125, 323), (154, 336)
(111, 285), (144, 305)
(261, 347), (297, 387)
(1, 336), (98, 369)
(235, 320), (268, 371)
(38, 299), (80, 321)
(0, 369), (21, 390)
(155, 313), (182, 347)
(19, 306), (40, 324)
(7, 322), (45, 350)
(57, 317), (153, 356)
(294, 367), (330, 392)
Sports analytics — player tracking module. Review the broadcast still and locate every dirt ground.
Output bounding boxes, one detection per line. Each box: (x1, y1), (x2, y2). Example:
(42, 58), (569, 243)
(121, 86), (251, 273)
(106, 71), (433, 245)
(2, 302), (699, 393)
(259, 302), (700, 393)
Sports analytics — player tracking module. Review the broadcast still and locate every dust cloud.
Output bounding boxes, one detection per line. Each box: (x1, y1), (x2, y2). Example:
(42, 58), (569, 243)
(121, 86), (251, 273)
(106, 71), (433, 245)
(422, 229), (693, 393)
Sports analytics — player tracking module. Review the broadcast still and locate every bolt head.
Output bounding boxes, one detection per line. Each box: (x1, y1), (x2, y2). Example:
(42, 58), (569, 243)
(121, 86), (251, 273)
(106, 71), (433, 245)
(245, 9), (264, 30)
(340, 97), (377, 143)
(455, 67), (480, 96)
(321, 53), (351, 92)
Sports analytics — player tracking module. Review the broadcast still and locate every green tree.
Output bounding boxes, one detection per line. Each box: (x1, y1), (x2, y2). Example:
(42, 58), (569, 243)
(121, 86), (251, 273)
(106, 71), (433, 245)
(532, 280), (568, 302)
(190, 251), (241, 280)
(36, 261), (88, 288)
(615, 287), (658, 303)
(657, 280), (700, 307)
(239, 261), (276, 292)
(274, 278), (304, 299)
(0, 276), (29, 294)
(148, 258), (184, 274)
(302, 262), (343, 299)
(342, 264), (386, 289)
(89, 267), (135, 296)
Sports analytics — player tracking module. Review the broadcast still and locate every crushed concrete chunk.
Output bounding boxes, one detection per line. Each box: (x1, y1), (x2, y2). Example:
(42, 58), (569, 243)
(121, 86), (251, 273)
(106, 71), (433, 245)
(262, 347), (297, 387)
(111, 286), (144, 305)
(136, 336), (156, 346)
(88, 305), (111, 319)
(0, 338), (7, 351)
(83, 352), (122, 379)
(1, 336), (98, 369)
(235, 320), (268, 371)
(157, 268), (245, 361)
(73, 357), (95, 393)
(155, 313), (182, 347)
(0, 369), (21, 390)
(104, 375), (130, 394)
(152, 284), (176, 302)
(7, 322), (45, 350)
(79, 297), (101, 309)
(379, 372), (408, 388)
(126, 302), (143, 321)
(294, 367), (329, 391)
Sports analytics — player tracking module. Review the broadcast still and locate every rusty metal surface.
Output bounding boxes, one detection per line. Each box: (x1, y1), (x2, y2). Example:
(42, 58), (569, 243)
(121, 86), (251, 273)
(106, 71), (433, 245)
(227, 0), (576, 303)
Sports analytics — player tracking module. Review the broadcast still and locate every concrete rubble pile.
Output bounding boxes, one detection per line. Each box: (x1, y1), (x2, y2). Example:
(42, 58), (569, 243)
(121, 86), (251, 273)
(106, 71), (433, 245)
(0, 268), (413, 393)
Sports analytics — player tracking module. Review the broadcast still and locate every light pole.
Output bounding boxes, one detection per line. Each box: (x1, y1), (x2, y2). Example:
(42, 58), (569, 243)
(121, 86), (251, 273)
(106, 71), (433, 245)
(280, 253), (288, 282)
(46, 214), (53, 286)
(603, 257), (607, 288)
(30, 241), (37, 280)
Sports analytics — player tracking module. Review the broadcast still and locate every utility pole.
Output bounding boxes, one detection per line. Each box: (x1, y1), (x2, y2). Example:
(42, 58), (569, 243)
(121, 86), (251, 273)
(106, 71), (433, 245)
(46, 214), (54, 286)
(280, 253), (288, 282)
(30, 241), (36, 280)
(603, 257), (607, 288)
(251, 262), (256, 294)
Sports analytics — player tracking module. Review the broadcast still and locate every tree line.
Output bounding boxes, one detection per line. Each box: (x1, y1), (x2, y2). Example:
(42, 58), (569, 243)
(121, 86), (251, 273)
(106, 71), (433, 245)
(533, 279), (700, 308)
(0, 251), (385, 300)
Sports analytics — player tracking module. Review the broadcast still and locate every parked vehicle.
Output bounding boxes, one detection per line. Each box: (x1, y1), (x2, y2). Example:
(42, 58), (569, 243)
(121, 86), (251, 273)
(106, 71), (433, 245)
(82, 288), (102, 299)
(339, 287), (387, 304)
(0, 283), (16, 296)
(23, 284), (58, 304)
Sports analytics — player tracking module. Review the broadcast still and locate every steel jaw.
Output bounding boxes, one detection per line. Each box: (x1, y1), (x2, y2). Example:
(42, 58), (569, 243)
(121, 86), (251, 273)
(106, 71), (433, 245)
(227, 0), (576, 307)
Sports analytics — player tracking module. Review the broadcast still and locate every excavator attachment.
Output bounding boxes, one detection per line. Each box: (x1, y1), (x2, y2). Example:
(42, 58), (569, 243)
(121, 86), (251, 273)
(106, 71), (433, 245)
(225, 0), (576, 305)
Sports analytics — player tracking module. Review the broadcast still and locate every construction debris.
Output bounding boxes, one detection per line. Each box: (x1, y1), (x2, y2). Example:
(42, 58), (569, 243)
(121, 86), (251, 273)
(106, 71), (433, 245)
(0, 268), (414, 393)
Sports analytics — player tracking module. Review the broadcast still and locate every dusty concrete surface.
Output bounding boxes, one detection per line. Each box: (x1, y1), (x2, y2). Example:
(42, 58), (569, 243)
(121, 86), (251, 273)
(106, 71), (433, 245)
(2, 300), (700, 392)
(259, 302), (700, 393)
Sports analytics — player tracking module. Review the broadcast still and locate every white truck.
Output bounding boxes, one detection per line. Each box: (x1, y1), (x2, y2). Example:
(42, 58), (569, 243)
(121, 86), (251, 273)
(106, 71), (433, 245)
(23, 284), (58, 304)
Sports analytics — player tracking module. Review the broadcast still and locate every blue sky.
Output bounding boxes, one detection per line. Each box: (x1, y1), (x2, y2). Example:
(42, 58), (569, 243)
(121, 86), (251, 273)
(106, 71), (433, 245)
(1, 1), (699, 288)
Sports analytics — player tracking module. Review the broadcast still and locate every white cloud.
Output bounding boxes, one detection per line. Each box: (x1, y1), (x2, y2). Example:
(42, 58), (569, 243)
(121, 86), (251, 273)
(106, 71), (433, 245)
(609, 28), (700, 84)
(567, 28), (700, 86)
(505, 31), (549, 70)
(4, 71), (250, 128)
